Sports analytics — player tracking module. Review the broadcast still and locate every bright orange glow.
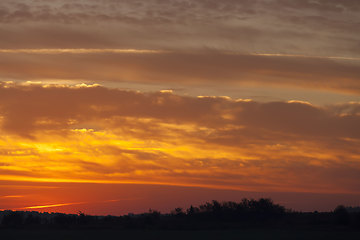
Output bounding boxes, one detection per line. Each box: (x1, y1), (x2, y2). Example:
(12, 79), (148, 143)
(22, 202), (86, 210)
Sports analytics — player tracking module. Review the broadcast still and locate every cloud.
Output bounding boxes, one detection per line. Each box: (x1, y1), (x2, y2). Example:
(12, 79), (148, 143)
(0, 0), (359, 195)
(0, 83), (359, 193)
(0, 0), (258, 24)
(274, 0), (360, 12)
(0, 0), (359, 57)
(21, 201), (86, 210)
(0, 83), (359, 138)
(1, 51), (360, 94)
(0, 49), (164, 54)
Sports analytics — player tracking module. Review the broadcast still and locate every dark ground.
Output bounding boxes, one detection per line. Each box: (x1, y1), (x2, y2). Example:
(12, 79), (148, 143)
(1, 228), (359, 240)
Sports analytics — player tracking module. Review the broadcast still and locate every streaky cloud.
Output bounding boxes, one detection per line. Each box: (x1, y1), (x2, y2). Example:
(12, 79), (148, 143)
(0, 48), (165, 54)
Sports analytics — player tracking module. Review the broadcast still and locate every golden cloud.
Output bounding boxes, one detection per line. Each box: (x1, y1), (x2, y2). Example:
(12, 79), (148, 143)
(0, 83), (359, 194)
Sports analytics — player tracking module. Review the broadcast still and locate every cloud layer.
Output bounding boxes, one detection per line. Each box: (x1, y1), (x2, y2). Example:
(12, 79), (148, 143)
(1, 0), (360, 101)
(0, 83), (359, 194)
(1, 51), (360, 95)
(0, 0), (359, 56)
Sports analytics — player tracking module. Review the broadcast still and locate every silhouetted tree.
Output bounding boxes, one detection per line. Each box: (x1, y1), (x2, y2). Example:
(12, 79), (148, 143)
(1, 198), (359, 231)
(171, 207), (185, 216)
(187, 205), (199, 215)
(1, 211), (24, 227)
(24, 213), (41, 225)
(334, 205), (349, 225)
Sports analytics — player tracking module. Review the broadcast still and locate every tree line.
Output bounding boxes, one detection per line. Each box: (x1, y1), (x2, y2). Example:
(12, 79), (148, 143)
(0, 198), (359, 230)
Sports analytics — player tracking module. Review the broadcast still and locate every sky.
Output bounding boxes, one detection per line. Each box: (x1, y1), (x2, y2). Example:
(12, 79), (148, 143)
(0, 0), (360, 215)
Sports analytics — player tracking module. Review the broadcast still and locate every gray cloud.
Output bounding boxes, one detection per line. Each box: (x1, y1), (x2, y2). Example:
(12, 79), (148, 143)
(0, 0), (359, 57)
(1, 52), (360, 94)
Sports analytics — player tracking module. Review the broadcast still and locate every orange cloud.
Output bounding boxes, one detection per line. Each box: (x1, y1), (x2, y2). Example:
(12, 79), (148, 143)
(21, 202), (86, 210)
(0, 83), (359, 195)
(1, 195), (24, 198)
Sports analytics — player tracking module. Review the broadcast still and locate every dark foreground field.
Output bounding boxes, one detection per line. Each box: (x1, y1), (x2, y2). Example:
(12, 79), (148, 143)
(1, 228), (359, 240)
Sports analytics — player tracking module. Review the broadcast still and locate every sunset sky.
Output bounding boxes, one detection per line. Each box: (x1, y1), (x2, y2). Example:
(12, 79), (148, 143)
(0, 0), (360, 215)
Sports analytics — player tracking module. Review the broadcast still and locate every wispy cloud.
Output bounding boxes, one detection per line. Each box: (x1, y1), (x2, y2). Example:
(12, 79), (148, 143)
(1, 195), (24, 198)
(0, 48), (165, 54)
(1, 48), (358, 61)
(18, 198), (143, 210)
(250, 53), (360, 61)
(21, 202), (86, 210)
